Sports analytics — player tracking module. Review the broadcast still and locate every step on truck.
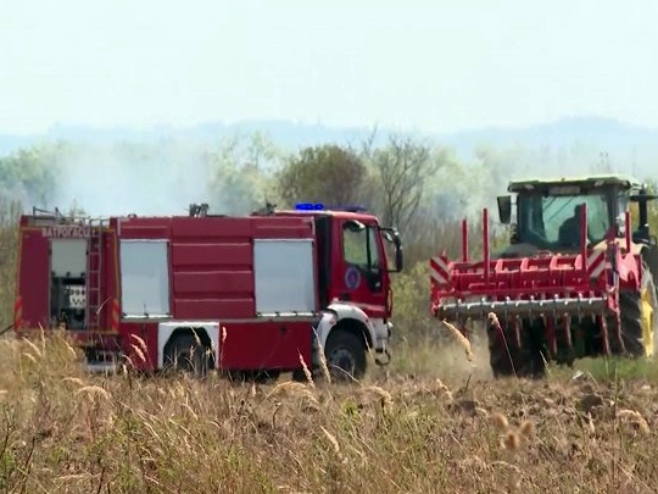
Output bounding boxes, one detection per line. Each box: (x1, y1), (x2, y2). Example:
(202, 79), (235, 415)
(14, 202), (403, 382)
(430, 174), (658, 378)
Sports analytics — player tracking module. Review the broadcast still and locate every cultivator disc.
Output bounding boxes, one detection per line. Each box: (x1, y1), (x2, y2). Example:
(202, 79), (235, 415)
(432, 250), (618, 355)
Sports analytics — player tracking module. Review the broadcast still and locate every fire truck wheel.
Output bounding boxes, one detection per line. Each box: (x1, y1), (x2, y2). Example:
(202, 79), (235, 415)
(163, 333), (212, 378)
(617, 262), (658, 358)
(324, 329), (367, 382)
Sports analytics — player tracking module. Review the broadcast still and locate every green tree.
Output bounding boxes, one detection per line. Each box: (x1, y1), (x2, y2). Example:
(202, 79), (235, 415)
(0, 142), (66, 208)
(276, 144), (369, 209)
(365, 135), (441, 234)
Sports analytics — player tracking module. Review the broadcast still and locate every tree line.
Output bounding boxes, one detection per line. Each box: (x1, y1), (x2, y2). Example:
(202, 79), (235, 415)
(1, 130), (657, 338)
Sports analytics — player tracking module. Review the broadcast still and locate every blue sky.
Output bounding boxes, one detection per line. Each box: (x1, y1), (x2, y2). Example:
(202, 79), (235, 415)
(1, 0), (657, 134)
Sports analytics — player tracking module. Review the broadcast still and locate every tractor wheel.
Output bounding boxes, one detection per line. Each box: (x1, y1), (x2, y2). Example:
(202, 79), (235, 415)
(617, 262), (658, 358)
(487, 317), (546, 379)
(163, 333), (212, 378)
(324, 329), (367, 382)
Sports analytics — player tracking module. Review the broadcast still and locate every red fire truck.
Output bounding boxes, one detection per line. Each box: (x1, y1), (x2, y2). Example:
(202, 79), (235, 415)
(14, 202), (403, 382)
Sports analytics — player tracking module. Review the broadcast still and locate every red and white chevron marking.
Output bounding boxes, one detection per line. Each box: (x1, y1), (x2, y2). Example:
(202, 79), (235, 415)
(586, 250), (606, 279)
(430, 255), (451, 287)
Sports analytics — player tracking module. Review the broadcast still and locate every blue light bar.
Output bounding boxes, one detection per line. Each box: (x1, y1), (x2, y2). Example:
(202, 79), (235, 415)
(294, 202), (325, 211)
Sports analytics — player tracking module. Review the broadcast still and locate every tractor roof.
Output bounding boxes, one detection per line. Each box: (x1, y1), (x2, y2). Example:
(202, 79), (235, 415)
(507, 173), (644, 193)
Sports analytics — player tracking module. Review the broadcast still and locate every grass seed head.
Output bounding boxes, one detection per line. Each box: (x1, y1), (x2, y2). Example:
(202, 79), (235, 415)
(441, 320), (474, 362)
(297, 353), (315, 388)
(492, 412), (509, 431)
(617, 409), (650, 435)
(520, 420), (536, 439)
(501, 431), (522, 452)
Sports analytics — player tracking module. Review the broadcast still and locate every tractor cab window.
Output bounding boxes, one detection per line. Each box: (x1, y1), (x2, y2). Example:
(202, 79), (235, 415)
(519, 192), (611, 248)
(342, 221), (380, 271)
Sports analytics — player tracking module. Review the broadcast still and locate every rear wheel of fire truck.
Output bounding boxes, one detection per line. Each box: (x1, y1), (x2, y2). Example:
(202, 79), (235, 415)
(487, 317), (546, 379)
(323, 328), (367, 382)
(163, 333), (212, 378)
(616, 262), (658, 358)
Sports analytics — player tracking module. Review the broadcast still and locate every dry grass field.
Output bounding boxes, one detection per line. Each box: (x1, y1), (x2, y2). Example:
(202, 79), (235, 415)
(0, 329), (657, 494)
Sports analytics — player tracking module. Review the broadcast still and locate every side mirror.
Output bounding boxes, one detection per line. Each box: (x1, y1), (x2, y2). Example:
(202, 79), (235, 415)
(497, 195), (512, 224)
(381, 227), (403, 273)
(394, 235), (403, 273)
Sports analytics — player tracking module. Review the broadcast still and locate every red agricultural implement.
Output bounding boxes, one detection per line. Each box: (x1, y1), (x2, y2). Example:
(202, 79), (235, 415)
(430, 174), (658, 378)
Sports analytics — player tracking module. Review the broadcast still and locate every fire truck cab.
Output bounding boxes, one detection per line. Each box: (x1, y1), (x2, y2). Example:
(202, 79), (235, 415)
(14, 203), (403, 382)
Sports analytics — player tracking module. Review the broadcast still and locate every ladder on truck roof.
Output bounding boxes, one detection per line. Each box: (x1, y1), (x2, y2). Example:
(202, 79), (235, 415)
(85, 219), (108, 331)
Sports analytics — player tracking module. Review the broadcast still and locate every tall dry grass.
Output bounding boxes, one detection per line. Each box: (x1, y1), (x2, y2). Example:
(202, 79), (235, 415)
(2, 198), (658, 492)
(0, 330), (654, 492)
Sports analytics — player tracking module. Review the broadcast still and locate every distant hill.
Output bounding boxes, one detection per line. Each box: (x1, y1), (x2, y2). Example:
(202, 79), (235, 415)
(442, 116), (658, 164)
(2, 115), (657, 174)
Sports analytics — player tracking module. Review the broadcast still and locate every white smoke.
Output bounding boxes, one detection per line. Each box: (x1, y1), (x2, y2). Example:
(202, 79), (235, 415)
(47, 133), (283, 218)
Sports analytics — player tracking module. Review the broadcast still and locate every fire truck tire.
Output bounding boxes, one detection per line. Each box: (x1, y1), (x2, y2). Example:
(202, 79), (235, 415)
(163, 333), (212, 378)
(487, 318), (546, 379)
(617, 262), (658, 358)
(324, 328), (367, 382)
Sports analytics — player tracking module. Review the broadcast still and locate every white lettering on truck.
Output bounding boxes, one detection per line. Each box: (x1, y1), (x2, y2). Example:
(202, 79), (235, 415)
(42, 226), (91, 239)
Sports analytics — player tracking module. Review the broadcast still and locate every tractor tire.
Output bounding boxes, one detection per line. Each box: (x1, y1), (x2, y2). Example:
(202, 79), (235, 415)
(617, 261), (658, 358)
(324, 329), (367, 382)
(487, 317), (546, 379)
(163, 333), (212, 378)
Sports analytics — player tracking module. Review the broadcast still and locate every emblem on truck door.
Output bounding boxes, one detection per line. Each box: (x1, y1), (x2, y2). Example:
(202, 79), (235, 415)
(344, 266), (361, 290)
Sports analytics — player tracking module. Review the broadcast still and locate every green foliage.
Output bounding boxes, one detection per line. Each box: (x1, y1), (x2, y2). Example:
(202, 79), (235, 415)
(570, 356), (658, 382)
(389, 261), (434, 341)
(276, 144), (368, 208)
(0, 142), (65, 207)
(365, 135), (440, 233)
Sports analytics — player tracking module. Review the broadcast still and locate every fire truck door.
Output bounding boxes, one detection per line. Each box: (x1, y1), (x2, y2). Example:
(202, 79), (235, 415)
(335, 219), (388, 317)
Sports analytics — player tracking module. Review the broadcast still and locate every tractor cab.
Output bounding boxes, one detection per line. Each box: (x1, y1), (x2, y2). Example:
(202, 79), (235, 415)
(495, 174), (658, 256)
